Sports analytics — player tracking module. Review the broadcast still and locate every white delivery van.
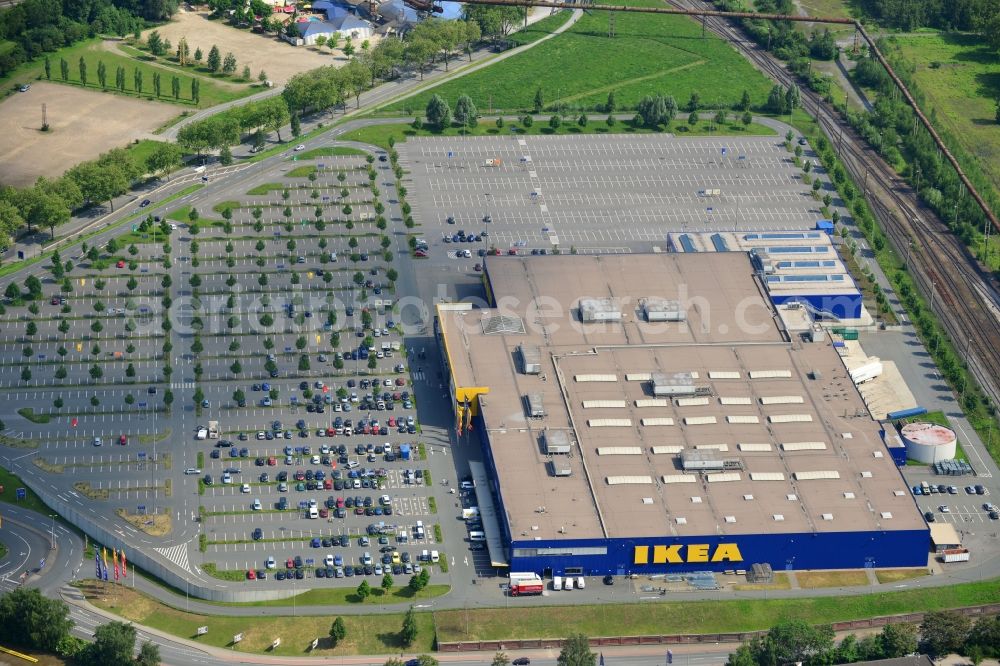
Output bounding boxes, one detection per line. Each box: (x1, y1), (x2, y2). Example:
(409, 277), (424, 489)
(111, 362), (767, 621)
(576, 576), (586, 589)
(431, 550), (440, 563)
(469, 531), (485, 542)
(552, 576), (563, 591)
(308, 506), (319, 519)
(564, 576), (575, 590)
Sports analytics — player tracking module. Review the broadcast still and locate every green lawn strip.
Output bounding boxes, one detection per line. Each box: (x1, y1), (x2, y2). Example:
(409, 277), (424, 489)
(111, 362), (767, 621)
(166, 204), (216, 225)
(201, 563), (245, 581)
(116, 41), (255, 89)
(211, 201), (243, 214)
(201, 584), (449, 608)
(16, 408), (50, 424)
(290, 147), (370, 160)
(0, 183), (202, 280)
(286, 166), (318, 178)
(384, 5), (772, 116)
(83, 580), (436, 655)
(340, 119), (775, 150)
(435, 578), (1000, 642)
(246, 183), (286, 195)
(0, 467), (52, 514)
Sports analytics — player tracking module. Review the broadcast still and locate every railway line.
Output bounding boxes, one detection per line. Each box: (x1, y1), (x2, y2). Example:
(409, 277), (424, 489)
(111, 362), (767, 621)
(668, 0), (1000, 406)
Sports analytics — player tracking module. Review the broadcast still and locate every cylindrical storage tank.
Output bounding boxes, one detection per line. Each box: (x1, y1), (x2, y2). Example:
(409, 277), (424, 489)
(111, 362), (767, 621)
(900, 422), (957, 463)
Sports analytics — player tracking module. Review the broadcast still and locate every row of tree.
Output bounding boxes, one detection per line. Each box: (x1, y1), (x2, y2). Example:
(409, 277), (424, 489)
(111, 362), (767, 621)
(0, 141), (180, 249)
(0, 587), (159, 664)
(727, 613), (1000, 666)
(0, 0), (176, 77)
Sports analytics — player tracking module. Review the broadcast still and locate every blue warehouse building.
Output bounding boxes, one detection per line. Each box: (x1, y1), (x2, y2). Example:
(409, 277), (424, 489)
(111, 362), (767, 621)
(668, 231), (865, 322)
(436, 253), (929, 578)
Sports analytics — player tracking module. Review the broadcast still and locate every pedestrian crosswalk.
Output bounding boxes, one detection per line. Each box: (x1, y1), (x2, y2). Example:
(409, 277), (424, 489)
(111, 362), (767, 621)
(170, 382), (196, 390)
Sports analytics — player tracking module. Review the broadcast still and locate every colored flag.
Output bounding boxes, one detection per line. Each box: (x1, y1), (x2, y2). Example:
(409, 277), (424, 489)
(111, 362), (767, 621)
(462, 398), (472, 433)
(121, 549), (127, 578)
(94, 551), (102, 579)
(101, 547), (109, 581)
(113, 548), (119, 581)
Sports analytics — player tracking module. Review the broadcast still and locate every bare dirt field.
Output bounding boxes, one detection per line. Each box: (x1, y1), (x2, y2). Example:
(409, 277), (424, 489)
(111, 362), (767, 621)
(0, 82), (176, 187)
(143, 9), (336, 85)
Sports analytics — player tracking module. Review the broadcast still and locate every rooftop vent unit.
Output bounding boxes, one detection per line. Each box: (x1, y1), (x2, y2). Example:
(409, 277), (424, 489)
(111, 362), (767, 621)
(680, 450), (725, 471)
(651, 372), (696, 396)
(482, 314), (525, 336)
(641, 298), (686, 322)
(525, 393), (545, 418)
(548, 460), (572, 477)
(518, 344), (541, 375)
(579, 298), (622, 323)
(542, 430), (572, 455)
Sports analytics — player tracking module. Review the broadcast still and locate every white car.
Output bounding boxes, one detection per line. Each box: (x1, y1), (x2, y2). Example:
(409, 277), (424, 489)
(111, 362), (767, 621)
(265, 556), (276, 569)
(221, 473), (232, 484)
(939, 505), (950, 513)
(184, 468), (202, 475)
(252, 498), (262, 510)
(241, 483), (251, 493)
(294, 144), (305, 151)
(92, 437), (103, 447)
(324, 554), (335, 566)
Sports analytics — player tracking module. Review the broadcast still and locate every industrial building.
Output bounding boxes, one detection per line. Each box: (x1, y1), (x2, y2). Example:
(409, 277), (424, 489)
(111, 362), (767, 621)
(667, 231), (865, 322)
(436, 253), (929, 577)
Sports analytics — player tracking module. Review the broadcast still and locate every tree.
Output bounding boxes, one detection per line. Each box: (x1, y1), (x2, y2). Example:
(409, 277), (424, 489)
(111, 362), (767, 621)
(688, 110), (699, 128)
(171, 75), (180, 99)
(329, 617), (347, 647)
(76, 621), (135, 666)
(785, 84), (800, 111)
(223, 52), (237, 75)
(0, 588), (73, 652)
(290, 112), (301, 138)
(742, 110), (753, 128)
(194, 46), (203, 63)
(400, 606), (418, 646)
(605, 90), (616, 113)
(78, 56), (87, 86)
(687, 91), (700, 112)
(356, 579), (371, 600)
(60, 58), (69, 81)
(745, 620), (834, 666)
(134, 68), (143, 94)
(557, 633), (595, 666)
(136, 641), (160, 666)
(766, 84), (786, 114)
(726, 643), (756, 666)
(425, 94), (452, 131)
(534, 87), (544, 112)
(967, 616), (1000, 658)
(97, 60), (107, 88)
(116, 65), (125, 91)
(191, 78), (200, 104)
(879, 622), (918, 658)
(241, 64), (251, 80)
(44, 56), (51, 80)
(207, 45), (221, 72)
(381, 572), (394, 595)
(549, 114), (562, 131)
(147, 30), (163, 56)
(492, 652), (511, 666)
(920, 611), (971, 657)
(153, 71), (161, 97)
(146, 142), (182, 180)
(739, 89), (752, 111)
(454, 94), (478, 131)
(258, 70), (268, 83)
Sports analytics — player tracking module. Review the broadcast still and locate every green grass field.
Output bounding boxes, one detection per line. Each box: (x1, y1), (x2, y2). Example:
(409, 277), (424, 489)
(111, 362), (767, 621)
(83, 581), (437, 656)
(340, 117), (776, 150)
(15, 39), (253, 107)
(385, 2), (772, 115)
(435, 578), (1000, 642)
(893, 33), (1000, 205)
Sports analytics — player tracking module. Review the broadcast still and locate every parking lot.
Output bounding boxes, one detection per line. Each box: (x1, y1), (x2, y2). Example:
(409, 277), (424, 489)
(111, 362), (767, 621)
(398, 133), (824, 266)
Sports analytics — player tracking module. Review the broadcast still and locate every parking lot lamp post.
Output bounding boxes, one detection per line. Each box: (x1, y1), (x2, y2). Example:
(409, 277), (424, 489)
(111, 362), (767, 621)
(49, 514), (56, 550)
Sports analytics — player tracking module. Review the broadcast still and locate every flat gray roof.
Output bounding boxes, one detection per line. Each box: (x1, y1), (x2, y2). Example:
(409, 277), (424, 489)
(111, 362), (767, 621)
(438, 253), (925, 541)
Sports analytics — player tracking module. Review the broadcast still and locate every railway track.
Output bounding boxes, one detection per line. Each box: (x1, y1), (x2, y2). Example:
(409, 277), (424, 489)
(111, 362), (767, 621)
(669, 0), (1000, 406)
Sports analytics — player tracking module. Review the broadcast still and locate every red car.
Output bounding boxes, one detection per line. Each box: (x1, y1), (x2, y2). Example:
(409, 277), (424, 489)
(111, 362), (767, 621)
(323, 478), (333, 490)
(319, 508), (329, 518)
(414, 249), (428, 257)
(395, 378), (406, 386)
(286, 558), (294, 569)
(119, 434), (127, 445)
(116, 260), (126, 268)
(388, 417), (396, 427)
(267, 456), (276, 466)
(326, 427), (335, 436)
(247, 569), (256, 580)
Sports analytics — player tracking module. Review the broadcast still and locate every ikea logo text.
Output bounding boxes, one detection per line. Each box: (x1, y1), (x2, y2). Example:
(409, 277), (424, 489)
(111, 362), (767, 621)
(633, 544), (743, 565)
